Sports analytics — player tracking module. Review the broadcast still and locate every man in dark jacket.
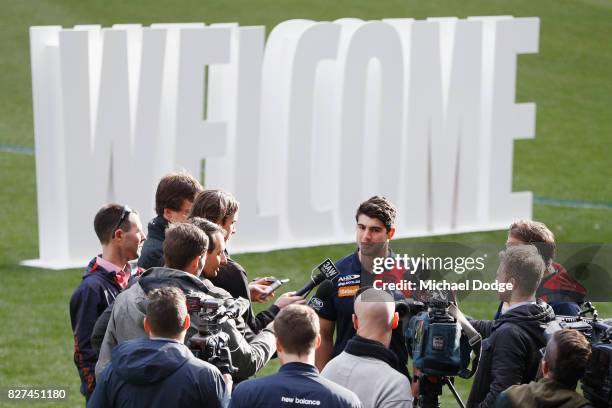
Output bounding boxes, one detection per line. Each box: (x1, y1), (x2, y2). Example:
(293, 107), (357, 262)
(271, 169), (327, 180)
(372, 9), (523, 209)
(138, 171), (203, 270)
(89, 287), (229, 408)
(69, 204), (145, 400)
(494, 329), (593, 408)
(453, 245), (556, 408)
(230, 305), (362, 408)
(190, 189), (303, 336)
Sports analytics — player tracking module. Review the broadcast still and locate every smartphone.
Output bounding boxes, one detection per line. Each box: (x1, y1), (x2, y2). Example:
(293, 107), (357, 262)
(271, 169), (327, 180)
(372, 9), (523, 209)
(262, 278), (290, 297)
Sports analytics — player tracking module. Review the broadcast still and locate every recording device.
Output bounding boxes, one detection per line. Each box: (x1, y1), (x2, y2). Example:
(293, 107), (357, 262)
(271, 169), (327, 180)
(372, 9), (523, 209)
(261, 278), (290, 298)
(545, 302), (612, 408)
(295, 259), (340, 297)
(185, 296), (248, 375)
(399, 290), (481, 408)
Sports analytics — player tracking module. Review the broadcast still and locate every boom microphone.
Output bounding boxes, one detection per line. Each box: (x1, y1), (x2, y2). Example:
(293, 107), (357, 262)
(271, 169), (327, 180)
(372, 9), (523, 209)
(295, 259), (340, 297)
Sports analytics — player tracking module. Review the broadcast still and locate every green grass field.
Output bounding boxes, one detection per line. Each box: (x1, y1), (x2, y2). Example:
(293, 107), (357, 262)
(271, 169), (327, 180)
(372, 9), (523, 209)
(1, 0), (611, 407)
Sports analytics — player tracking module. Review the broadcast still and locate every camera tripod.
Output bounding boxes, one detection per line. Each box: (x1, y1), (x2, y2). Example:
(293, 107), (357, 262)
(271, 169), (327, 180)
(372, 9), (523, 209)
(416, 374), (465, 408)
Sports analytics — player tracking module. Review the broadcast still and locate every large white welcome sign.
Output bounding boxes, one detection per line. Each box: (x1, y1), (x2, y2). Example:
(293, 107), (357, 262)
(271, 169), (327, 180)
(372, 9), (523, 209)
(26, 17), (538, 269)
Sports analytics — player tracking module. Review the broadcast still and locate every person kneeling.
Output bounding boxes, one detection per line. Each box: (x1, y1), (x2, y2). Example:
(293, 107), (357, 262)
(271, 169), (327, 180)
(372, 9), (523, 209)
(89, 287), (229, 408)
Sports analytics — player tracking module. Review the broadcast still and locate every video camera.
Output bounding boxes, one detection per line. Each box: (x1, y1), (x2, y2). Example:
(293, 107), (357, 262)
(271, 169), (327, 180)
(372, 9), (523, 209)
(545, 302), (612, 408)
(397, 290), (481, 408)
(185, 296), (247, 375)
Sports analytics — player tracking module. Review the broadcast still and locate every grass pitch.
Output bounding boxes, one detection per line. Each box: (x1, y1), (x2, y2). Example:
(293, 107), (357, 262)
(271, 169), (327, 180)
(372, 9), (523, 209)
(1, 0), (611, 406)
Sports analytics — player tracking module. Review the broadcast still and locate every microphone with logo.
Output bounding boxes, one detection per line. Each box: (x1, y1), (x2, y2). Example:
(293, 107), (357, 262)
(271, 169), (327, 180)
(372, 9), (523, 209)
(295, 258), (340, 297)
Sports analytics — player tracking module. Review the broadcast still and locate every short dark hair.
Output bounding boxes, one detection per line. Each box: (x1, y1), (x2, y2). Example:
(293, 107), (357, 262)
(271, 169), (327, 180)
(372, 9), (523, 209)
(94, 203), (134, 244)
(162, 223), (208, 270)
(155, 172), (203, 217)
(546, 329), (591, 389)
(355, 196), (396, 232)
(498, 245), (545, 296)
(509, 220), (556, 265)
(190, 189), (239, 224)
(188, 217), (225, 254)
(274, 305), (319, 356)
(146, 287), (188, 338)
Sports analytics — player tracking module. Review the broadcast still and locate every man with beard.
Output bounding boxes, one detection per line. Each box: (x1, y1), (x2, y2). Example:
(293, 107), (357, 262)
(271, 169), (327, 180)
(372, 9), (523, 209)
(312, 196), (410, 377)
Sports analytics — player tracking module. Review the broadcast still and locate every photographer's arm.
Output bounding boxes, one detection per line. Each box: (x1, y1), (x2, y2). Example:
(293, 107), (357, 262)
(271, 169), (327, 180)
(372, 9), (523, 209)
(315, 317), (335, 371)
(449, 304), (493, 338)
(222, 318), (276, 379)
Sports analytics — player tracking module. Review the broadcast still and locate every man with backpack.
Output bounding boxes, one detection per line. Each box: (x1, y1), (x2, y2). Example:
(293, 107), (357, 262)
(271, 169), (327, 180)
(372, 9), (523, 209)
(452, 245), (556, 408)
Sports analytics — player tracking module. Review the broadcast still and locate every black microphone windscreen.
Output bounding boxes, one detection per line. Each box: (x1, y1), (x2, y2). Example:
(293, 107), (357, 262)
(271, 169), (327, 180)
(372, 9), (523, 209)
(314, 279), (335, 301)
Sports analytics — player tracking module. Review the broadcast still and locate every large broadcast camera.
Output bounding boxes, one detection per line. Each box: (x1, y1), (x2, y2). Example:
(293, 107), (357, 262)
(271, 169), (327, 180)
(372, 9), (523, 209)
(185, 295), (248, 375)
(545, 302), (612, 408)
(397, 290), (481, 408)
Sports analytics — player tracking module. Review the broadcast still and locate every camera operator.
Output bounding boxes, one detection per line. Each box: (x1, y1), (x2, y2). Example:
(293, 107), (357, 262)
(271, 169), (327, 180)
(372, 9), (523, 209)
(313, 196), (411, 376)
(69, 203), (145, 400)
(95, 222), (276, 381)
(189, 189), (303, 336)
(89, 287), (230, 408)
(494, 329), (593, 408)
(138, 171), (203, 270)
(451, 245), (555, 408)
(322, 288), (413, 408)
(230, 305), (362, 408)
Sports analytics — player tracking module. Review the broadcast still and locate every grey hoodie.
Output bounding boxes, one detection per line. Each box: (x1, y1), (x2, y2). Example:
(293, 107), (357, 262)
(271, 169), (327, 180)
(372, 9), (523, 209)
(95, 267), (276, 380)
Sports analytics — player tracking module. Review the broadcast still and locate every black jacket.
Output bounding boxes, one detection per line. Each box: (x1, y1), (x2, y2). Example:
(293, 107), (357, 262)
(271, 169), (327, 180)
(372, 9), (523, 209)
(210, 256), (279, 338)
(467, 301), (555, 408)
(89, 338), (228, 408)
(137, 215), (168, 270)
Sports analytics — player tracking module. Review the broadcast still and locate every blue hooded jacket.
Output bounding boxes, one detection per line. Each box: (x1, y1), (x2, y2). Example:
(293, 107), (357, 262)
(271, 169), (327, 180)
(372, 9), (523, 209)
(70, 257), (123, 398)
(88, 338), (229, 408)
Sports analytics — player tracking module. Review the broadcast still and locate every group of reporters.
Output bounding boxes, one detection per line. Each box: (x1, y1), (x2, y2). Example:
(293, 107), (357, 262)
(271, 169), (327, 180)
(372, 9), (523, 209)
(69, 171), (593, 408)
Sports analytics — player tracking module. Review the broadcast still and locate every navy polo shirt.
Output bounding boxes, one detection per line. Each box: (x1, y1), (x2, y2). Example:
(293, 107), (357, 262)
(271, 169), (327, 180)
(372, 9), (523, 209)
(230, 362), (361, 408)
(311, 250), (411, 377)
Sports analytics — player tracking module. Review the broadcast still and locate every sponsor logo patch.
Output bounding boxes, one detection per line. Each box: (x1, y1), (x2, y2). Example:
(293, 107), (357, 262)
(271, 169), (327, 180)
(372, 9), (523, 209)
(338, 279), (360, 287)
(308, 297), (324, 310)
(337, 285), (359, 297)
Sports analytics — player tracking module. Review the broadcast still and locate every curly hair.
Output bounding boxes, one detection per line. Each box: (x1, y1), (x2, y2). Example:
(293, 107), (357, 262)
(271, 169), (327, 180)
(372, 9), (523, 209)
(355, 196), (396, 232)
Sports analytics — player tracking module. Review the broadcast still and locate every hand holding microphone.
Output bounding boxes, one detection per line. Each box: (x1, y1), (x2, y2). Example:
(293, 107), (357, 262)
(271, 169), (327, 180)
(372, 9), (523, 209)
(255, 259), (340, 311)
(274, 292), (306, 309)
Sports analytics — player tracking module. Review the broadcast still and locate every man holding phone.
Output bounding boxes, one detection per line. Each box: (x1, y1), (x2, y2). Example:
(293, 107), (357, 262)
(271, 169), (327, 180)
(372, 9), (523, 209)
(189, 189), (304, 336)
